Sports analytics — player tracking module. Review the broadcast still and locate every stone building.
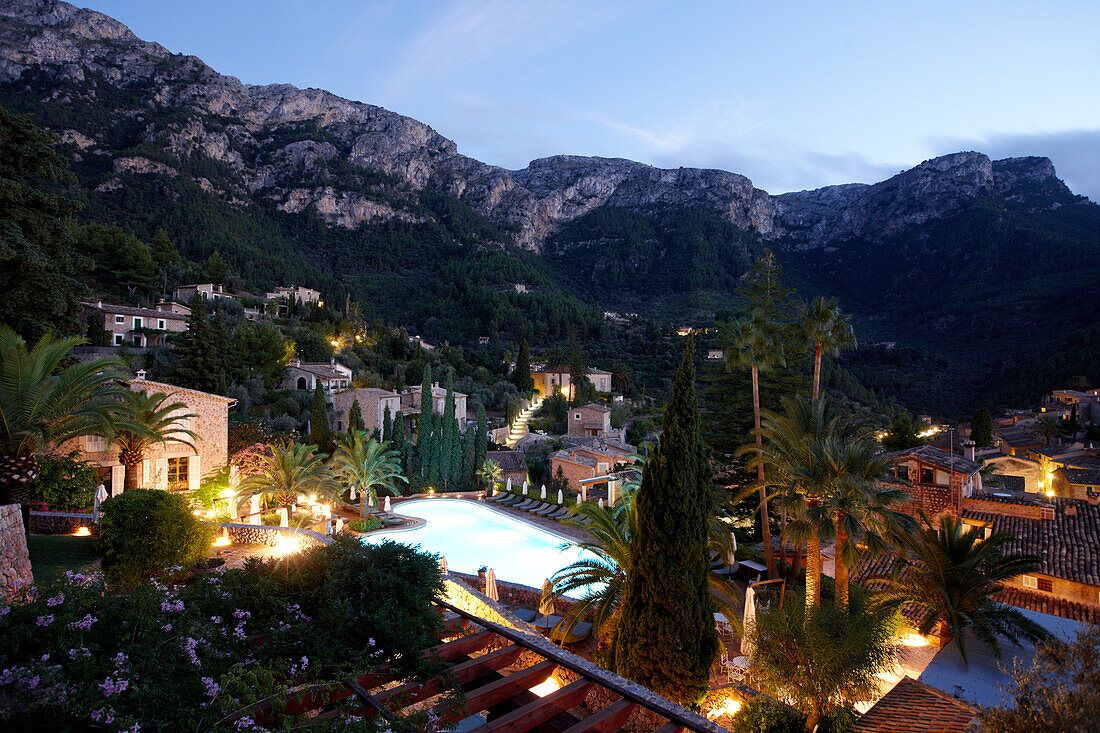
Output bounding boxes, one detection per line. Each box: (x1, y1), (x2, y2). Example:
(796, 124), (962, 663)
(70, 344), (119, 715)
(82, 300), (189, 347)
(401, 383), (468, 432)
(486, 450), (528, 487)
(59, 375), (232, 496)
(880, 445), (983, 519)
(529, 365), (613, 399)
(567, 403), (612, 439)
(331, 387), (402, 434)
(284, 358), (353, 394)
(548, 439), (636, 493)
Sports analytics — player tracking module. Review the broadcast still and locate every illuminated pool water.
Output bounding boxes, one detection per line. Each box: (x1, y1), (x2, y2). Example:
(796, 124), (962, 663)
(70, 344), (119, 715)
(362, 498), (598, 591)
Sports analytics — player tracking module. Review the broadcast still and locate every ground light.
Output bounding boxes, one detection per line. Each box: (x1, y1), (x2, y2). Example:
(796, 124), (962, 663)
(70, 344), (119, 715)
(902, 633), (929, 647)
(213, 531), (231, 547)
(73, 526), (92, 537)
(529, 678), (561, 697)
(272, 536), (303, 557)
(707, 696), (743, 719)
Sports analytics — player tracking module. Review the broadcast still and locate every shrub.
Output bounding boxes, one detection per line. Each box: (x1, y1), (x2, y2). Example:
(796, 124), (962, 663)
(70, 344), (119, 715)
(730, 697), (804, 733)
(98, 489), (213, 584)
(32, 452), (99, 512)
(347, 516), (382, 533)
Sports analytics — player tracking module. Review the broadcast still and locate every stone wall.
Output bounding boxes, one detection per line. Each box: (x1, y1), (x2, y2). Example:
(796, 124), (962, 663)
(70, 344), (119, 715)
(220, 522), (331, 548)
(1, 504), (34, 601)
(29, 511), (94, 535)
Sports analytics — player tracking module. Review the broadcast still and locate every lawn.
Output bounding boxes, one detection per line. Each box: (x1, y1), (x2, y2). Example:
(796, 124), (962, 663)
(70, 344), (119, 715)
(27, 534), (101, 585)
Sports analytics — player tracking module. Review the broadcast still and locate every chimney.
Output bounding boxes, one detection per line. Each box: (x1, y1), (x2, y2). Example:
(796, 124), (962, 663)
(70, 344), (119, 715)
(330, 357), (335, 366)
(1065, 504), (1078, 517)
(135, 369), (147, 380)
(291, 358), (300, 367)
(963, 441), (976, 462)
(97, 300), (102, 309)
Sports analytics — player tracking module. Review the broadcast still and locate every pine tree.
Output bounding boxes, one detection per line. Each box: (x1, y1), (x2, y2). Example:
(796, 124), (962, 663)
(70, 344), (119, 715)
(971, 407), (993, 447)
(310, 384), (333, 454)
(613, 336), (718, 709)
(513, 339), (534, 393)
(210, 303), (232, 392)
(173, 293), (218, 391)
(348, 399), (364, 432)
(418, 364), (433, 477)
(475, 403), (488, 468)
(461, 429), (476, 490)
(382, 404), (392, 441)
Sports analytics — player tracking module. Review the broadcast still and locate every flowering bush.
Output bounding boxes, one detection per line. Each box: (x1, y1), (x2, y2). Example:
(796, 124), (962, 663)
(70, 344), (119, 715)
(0, 537), (446, 731)
(98, 489), (213, 585)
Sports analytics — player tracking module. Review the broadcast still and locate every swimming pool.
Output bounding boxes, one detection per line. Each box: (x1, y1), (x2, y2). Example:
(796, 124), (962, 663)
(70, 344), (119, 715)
(362, 498), (598, 591)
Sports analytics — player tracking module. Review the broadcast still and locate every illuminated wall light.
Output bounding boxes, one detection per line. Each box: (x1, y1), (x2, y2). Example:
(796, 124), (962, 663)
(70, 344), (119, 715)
(73, 526), (92, 537)
(271, 536), (302, 557)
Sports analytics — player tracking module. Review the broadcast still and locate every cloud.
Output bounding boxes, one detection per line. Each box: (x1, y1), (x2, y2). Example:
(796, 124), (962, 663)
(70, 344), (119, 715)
(928, 129), (1100, 202)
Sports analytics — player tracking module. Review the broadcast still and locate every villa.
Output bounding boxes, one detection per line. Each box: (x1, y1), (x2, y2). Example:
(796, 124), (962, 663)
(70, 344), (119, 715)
(266, 285), (322, 307)
(549, 438), (637, 493)
(331, 387), (402, 434)
(82, 300), (189, 347)
(880, 444), (984, 519)
(60, 373), (232, 496)
(284, 358), (353, 393)
(529, 364), (613, 399)
(567, 403), (612, 439)
(173, 283), (237, 304)
(401, 383), (468, 432)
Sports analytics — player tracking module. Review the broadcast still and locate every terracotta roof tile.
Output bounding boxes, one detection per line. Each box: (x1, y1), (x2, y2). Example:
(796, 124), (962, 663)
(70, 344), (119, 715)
(486, 450), (527, 474)
(884, 445), (982, 475)
(853, 677), (979, 733)
(992, 586), (1100, 624)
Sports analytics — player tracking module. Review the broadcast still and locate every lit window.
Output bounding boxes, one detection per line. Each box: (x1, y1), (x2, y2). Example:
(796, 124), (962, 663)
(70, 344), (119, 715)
(1022, 575), (1038, 589)
(167, 457), (189, 491)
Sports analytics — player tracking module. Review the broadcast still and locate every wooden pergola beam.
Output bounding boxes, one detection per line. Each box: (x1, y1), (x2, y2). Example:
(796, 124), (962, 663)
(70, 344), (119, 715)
(437, 659), (558, 725)
(560, 697), (637, 733)
(467, 678), (596, 733)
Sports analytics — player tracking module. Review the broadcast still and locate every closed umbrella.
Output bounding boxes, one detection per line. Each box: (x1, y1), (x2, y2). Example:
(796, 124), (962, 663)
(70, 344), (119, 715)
(484, 568), (498, 601)
(384, 495), (391, 512)
(92, 484), (108, 523)
(598, 498), (604, 509)
(741, 584), (756, 657)
(726, 530), (738, 574)
(576, 494), (582, 505)
(439, 556), (448, 575)
(523, 481), (528, 496)
(349, 485), (357, 501)
(540, 484), (547, 500)
(557, 489), (564, 505)
(539, 578), (556, 632)
(506, 478), (512, 493)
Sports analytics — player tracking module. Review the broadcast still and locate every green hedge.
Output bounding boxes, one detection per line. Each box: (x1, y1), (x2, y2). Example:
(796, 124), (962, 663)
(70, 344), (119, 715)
(98, 489), (213, 584)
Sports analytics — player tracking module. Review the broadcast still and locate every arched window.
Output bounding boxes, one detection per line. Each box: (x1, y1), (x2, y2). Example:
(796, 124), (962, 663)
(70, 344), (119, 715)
(297, 377), (307, 390)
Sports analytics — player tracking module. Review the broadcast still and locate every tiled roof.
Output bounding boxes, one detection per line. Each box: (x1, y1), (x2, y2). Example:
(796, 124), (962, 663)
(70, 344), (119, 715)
(963, 499), (1100, 586)
(549, 450), (599, 468)
(486, 450), (527, 474)
(572, 403), (611, 413)
(989, 474), (1026, 494)
(342, 387), (398, 399)
(992, 586), (1100, 624)
(130, 378), (235, 403)
(853, 677), (980, 733)
(82, 301), (188, 321)
(884, 444), (982, 475)
(1061, 467), (1100, 485)
(996, 428), (1042, 447)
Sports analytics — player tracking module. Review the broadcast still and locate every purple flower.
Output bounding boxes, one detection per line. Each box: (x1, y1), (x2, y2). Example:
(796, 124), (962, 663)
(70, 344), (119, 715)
(26, 675), (40, 691)
(69, 647), (91, 660)
(181, 637), (200, 666)
(36, 615), (54, 627)
(99, 677), (129, 696)
(232, 609), (250, 619)
(160, 599), (184, 613)
(162, 623), (172, 631)
(90, 708), (115, 725)
(0, 606), (9, 616)
(39, 653), (50, 662)
(201, 676), (220, 697)
(234, 716), (255, 729)
(45, 593), (65, 607)
(210, 616), (222, 624)
(69, 614), (97, 630)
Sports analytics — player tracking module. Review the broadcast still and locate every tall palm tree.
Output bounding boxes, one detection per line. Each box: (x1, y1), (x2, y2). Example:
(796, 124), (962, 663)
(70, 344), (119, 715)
(110, 390), (198, 492)
(237, 442), (337, 517)
(816, 439), (913, 613)
(868, 514), (1052, 666)
(800, 297), (855, 401)
(331, 431), (406, 519)
(741, 395), (847, 611)
(0, 326), (124, 518)
(724, 308), (785, 578)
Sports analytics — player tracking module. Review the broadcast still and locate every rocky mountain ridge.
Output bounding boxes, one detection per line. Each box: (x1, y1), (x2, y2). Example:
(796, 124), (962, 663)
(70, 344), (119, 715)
(0, 0), (1087, 251)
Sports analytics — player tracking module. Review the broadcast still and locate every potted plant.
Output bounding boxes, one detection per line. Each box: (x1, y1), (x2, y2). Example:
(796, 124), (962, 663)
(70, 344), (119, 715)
(477, 565), (488, 581)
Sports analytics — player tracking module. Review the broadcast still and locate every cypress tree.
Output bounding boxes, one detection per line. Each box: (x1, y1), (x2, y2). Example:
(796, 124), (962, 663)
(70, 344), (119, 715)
(461, 429), (476, 490)
(310, 384), (333, 454)
(427, 412), (443, 487)
(613, 336), (718, 709)
(440, 371), (456, 487)
(475, 403), (488, 468)
(85, 310), (109, 347)
(348, 399), (364, 432)
(418, 364), (433, 477)
(449, 417), (463, 488)
(210, 303), (232, 389)
(382, 404), (392, 441)
(513, 339), (534, 393)
(971, 407), (993, 447)
(173, 293), (217, 392)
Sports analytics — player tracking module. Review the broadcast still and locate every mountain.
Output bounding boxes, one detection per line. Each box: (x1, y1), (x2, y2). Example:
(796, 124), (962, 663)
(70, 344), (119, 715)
(2, 0), (1099, 413)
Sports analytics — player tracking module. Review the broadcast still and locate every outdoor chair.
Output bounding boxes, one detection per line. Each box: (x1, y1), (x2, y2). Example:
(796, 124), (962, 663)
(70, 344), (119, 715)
(550, 619), (593, 645)
(515, 499), (538, 510)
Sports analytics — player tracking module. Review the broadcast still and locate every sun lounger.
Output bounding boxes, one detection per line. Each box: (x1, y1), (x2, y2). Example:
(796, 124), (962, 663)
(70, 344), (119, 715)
(547, 507), (570, 519)
(533, 504), (558, 516)
(511, 608), (539, 622)
(498, 494), (522, 506)
(528, 502), (551, 513)
(515, 499), (539, 510)
(532, 614), (563, 633)
(550, 619), (593, 645)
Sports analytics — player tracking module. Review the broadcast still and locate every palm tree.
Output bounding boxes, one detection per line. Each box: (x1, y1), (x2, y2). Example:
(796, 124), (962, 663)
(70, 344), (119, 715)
(800, 297), (855, 401)
(741, 395), (847, 611)
(0, 326), (124, 520)
(477, 459), (502, 491)
(724, 308), (785, 578)
(237, 442), (337, 517)
(110, 390), (198, 492)
(816, 439), (913, 613)
(331, 431), (407, 519)
(868, 514), (1052, 666)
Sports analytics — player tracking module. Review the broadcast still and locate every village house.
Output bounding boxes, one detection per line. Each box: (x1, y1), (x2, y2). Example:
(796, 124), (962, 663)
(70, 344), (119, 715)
(1044, 387), (1100, 425)
(82, 300), (189, 347)
(994, 424), (1045, 457)
(173, 283), (237, 303)
(1051, 467), (1100, 500)
(330, 388), (402, 434)
(529, 364), (613, 399)
(567, 403), (612, 439)
(401, 383), (468, 432)
(880, 444), (984, 519)
(265, 285), (322, 306)
(283, 358), (353, 394)
(60, 374), (232, 497)
(548, 439), (636, 494)
(486, 450), (529, 487)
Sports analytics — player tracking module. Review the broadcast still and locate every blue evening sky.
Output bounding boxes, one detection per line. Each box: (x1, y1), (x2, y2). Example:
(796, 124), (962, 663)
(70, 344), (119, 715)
(85, 1), (1100, 199)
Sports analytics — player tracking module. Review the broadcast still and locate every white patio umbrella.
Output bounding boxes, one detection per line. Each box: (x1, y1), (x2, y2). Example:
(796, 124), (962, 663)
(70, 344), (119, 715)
(598, 498), (604, 509)
(384, 495), (391, 512)
(523, 481), (528, 495)
(576, 494), (582, 505)
(506, 478), (512, 493)
(540, 484), (547, 500)
(349, 485), (357, 501)
(484, 568), (499, 601)
(726, 530), (737, 571)
(741, 584), (756, 657)
(557, 489), (564, 504)
(92, 484), (108, 523)
(439, 556), (448, 575)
